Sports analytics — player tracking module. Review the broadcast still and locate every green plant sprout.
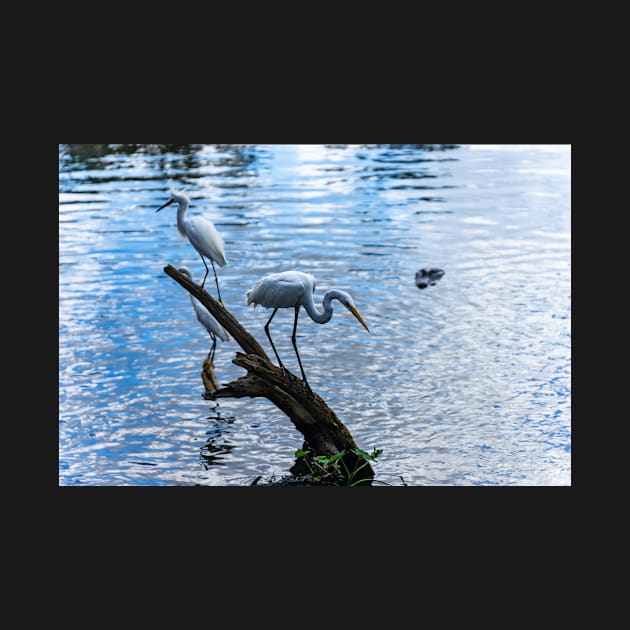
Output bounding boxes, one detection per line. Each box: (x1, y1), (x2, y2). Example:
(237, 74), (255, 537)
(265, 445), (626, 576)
(294, 447), (383, 486)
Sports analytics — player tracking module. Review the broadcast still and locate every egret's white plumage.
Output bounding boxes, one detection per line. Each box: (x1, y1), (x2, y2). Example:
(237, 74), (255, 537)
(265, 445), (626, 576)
(247, 270), (317, 310)
(179, 266), (229, 363)
(157, 189), (227, 301)
(246, 270), (369, 388)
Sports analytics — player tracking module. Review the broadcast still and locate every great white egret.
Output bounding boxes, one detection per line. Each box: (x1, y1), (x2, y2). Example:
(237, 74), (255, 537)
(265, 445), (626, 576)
(178, 266), (229, 363)
(246, 270), (369, 389)
(156, 189), (227, 303)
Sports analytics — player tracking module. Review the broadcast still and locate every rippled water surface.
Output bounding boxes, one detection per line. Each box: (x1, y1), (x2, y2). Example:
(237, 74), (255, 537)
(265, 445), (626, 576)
(59, 144), (571, 486)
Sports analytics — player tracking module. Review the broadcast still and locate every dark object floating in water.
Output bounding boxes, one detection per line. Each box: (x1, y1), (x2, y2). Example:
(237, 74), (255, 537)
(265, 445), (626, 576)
(415, 267), (445, 289)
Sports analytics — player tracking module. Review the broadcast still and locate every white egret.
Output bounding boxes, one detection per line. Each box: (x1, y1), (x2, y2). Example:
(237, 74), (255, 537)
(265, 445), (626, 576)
(156, 189), (227, 303)
(246, 270), (369, 389)
(178, 266), (229, 363)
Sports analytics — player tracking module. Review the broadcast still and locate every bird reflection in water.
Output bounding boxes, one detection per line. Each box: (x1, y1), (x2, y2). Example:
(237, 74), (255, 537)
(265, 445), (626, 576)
(199, 408), (235, 469)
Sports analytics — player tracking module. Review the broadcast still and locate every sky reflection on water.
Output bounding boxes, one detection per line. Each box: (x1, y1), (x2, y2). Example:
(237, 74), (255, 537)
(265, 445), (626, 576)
(59, 144), (571, 486)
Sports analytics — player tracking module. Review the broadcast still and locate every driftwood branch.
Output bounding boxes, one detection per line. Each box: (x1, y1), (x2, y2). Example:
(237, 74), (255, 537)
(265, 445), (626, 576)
(164, 264), (268, 358)
(164, 264), (374, 483)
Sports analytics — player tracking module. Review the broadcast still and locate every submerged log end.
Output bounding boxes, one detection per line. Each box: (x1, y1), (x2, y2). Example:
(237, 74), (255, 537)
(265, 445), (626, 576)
(201, 357), (220, 394)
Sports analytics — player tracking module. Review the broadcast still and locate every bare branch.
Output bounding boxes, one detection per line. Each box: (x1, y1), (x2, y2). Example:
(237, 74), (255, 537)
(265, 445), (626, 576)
(164, 264), (268, 359)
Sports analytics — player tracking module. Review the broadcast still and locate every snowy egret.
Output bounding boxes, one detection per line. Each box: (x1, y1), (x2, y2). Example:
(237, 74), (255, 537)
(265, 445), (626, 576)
(178, 266), (229, 363)
(246, 270), (369, 389)
(156, 189), (227, 303)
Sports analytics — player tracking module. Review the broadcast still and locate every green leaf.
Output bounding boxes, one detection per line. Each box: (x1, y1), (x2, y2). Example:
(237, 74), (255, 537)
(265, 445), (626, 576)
(324, 452), (346, 465)
(294, 449), (310, 459)
(352, 447), (383, 461)
(314, 451), (347, 466)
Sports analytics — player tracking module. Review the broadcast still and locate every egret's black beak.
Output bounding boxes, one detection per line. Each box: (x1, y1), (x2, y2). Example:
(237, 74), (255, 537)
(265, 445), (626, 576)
(156, 198), (174, 212)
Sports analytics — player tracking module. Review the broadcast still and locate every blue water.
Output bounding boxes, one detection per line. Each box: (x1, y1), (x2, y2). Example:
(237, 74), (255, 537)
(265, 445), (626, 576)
(58, 144), (571, 485)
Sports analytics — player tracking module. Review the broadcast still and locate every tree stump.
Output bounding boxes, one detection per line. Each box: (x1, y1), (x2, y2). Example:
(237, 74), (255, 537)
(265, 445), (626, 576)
(164, 264), (374, 484)
(201, 356), (220, 393)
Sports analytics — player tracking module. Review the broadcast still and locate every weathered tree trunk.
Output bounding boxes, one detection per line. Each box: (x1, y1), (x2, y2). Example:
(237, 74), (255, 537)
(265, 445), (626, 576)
(164, 264), (374, 484)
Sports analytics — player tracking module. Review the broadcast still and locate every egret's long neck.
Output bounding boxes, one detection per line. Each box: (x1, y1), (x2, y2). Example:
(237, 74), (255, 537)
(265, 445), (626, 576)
(176, 199), (189, 237)
(302, 290), (346, 324)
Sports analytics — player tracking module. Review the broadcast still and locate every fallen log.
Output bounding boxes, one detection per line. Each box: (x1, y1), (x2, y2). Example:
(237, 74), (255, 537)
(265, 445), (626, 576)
(164, 264), (374, 484)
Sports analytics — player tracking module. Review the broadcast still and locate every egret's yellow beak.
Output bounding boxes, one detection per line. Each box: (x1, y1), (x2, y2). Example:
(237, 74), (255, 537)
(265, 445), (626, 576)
(348, 304), (370, 332)
(156, 198), (174, 212)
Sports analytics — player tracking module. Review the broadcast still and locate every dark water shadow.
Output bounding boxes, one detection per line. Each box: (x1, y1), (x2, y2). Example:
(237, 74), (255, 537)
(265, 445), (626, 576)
(199, 407), (236, 468)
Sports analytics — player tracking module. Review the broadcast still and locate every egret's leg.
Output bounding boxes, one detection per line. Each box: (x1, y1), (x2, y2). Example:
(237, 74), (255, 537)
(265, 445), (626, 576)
(208, 334), (217, 364)
(264, 308), (284, 370)
(292, 306), (311, 390)
(210, 259), (222, 304)
(199, 254), (210, 291)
